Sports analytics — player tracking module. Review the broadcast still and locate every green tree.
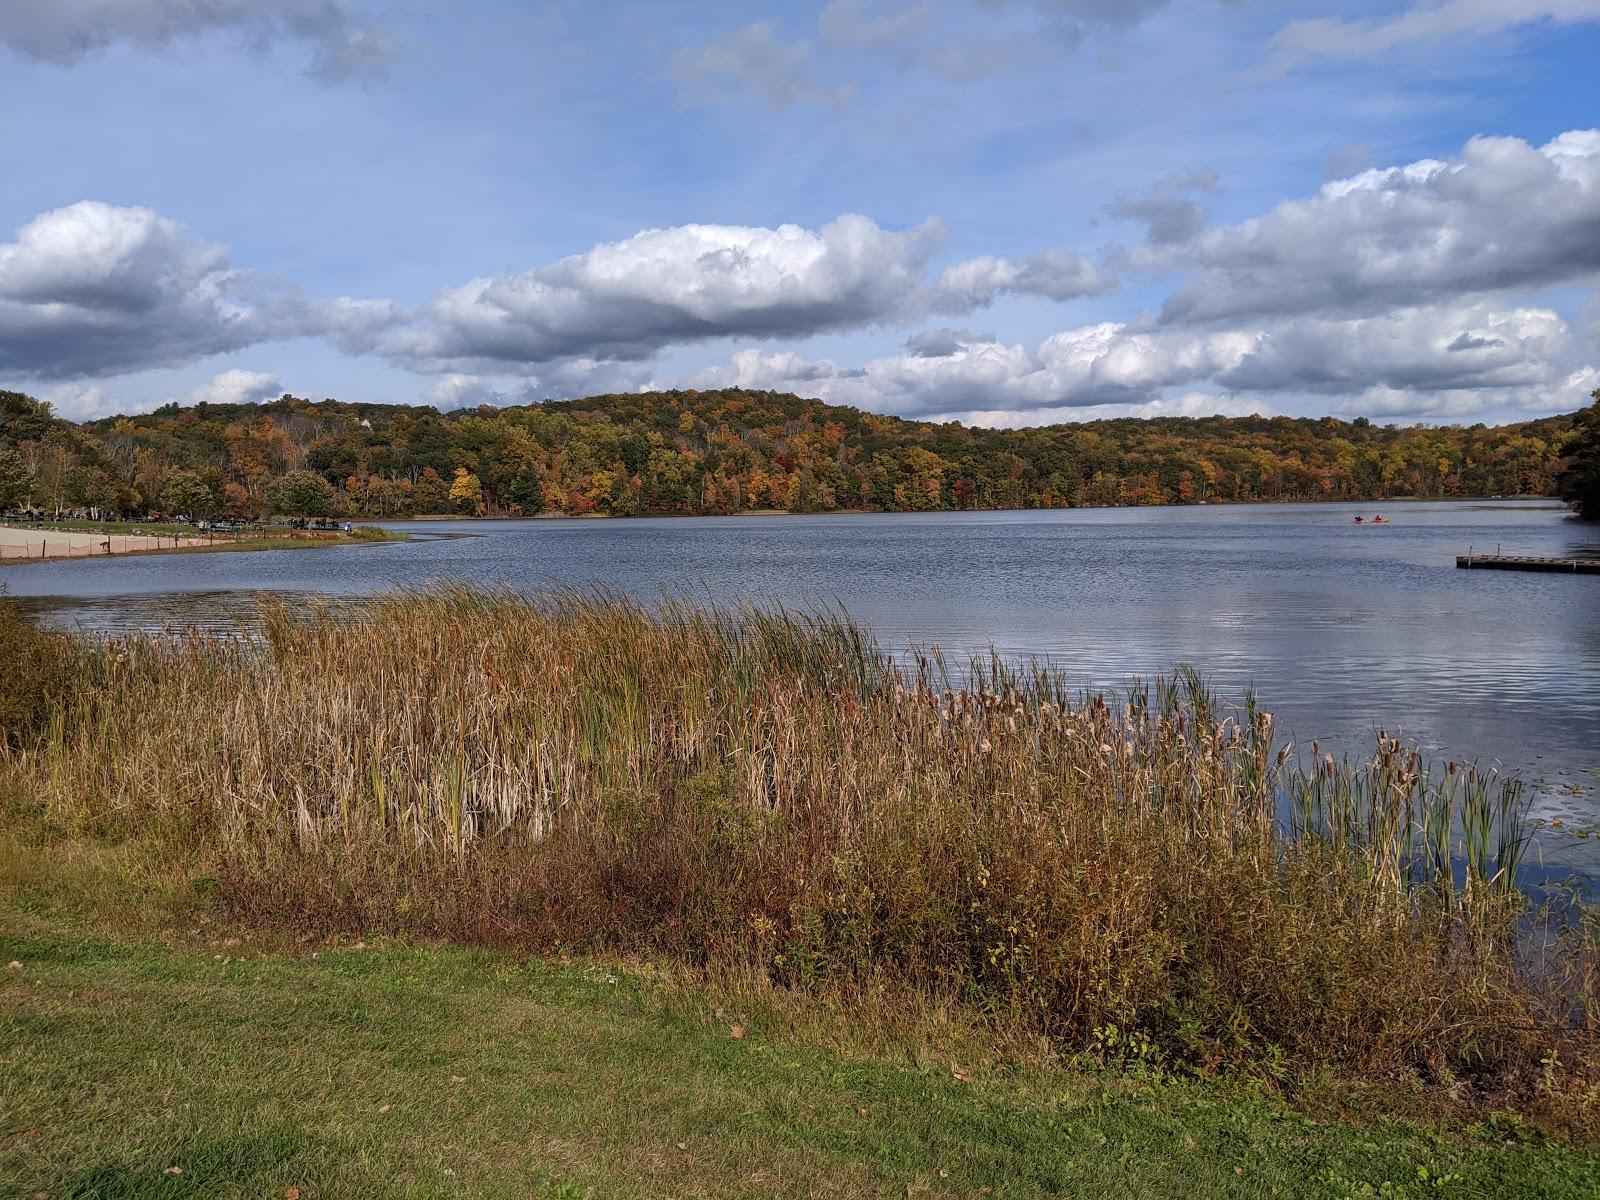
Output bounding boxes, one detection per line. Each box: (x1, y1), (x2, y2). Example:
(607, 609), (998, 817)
(1558, 389), (1600, 520)
(159, 470), (218, 519)
(0, 446), (25, 511)
(266, 470), (336, 517)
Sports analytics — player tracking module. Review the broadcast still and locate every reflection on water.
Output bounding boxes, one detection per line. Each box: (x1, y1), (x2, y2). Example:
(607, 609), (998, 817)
(7, 499), (1598, 872)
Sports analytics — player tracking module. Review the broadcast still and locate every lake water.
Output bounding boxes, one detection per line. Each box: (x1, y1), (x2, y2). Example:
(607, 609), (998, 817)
(6, 499), (1599, 874)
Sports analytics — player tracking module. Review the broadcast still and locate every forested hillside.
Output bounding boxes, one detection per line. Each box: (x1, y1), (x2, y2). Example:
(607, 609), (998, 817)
(0, 387), (1579, 519)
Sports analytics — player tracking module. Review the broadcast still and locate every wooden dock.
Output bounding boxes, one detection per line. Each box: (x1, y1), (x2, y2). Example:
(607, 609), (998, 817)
(1456, 553), (1600, 574)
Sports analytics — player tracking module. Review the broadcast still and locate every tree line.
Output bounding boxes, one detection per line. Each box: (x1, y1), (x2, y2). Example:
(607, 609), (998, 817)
(2, 386), (1593, 521)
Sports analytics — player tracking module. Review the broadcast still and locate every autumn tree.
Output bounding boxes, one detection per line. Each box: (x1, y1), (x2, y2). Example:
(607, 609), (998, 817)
(414, 467), (449, 513)
(449, 467), (485, 515)
(1559, 390), (1600, 520)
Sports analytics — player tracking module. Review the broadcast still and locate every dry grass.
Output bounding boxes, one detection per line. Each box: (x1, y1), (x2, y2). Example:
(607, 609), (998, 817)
(4, 584), (1597, 1128)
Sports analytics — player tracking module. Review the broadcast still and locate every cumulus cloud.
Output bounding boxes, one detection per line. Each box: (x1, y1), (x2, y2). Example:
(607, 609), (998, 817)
(423, 374), (514, 412)
(179, 368), (282, 407)
(684, 300), (1587, 421)
(0, 0), (401, 81)
(958, 391), (1270, 430)
(0, 200), (313, 378)
(15, 125), (1595, 430)
(366, 216), (942, 371)
(1265, 0), (1600, 74)
(685, 327), (1212, 418)
(933, 247), (1113, 307)
(904, 328), (995, 357)
(34, 381), (118, 421)
(1213, 304), (1575, 395)
(356, 216), (1111, 376)
(1107, 169), (1219, 245)
(1154, 130), (1600, 325)
(1331, 367), (1600, 422)
(423, 359), (663, 410)
(0, 202), (1112, 388)
(672, 22), (856, 109)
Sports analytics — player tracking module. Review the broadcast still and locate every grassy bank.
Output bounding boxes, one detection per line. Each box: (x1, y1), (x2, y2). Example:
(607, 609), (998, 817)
(2, 587), (1598, 1141)
(3, 845), (1599, 1199)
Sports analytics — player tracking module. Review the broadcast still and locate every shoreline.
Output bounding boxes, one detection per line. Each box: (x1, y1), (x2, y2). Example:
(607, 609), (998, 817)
(0, 524), (404, 567)
(384, 493), (1566, 524)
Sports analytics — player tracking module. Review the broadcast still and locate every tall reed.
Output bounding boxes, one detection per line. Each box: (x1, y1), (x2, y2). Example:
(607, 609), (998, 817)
(5, 586), (1594, 1116)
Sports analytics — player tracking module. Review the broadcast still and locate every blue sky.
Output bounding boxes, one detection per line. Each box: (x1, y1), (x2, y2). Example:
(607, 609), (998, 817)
(1, 0), (1596, 426)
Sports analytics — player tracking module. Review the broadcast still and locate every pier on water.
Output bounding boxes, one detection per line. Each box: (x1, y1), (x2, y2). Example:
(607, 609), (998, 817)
(1456, 551), (1600, 574)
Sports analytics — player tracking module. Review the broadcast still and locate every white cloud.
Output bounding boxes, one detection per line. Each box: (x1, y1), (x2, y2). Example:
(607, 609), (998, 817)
(685, 327), (1223, 417)
(933, 247), (1113, 308)
(423, 374), (513, 412)
(1332, 367), (1600, 422)
(380, 215), (941, 370)
(34, 381), (117, 421)
(684, 300), (1587, 421)
(956, 391), (1270, 429)
(1153, 130), (1600, 325)
(180, 368), (282, 407)
(1266, 0), (1600, 74)
(0, 0), (401, 81)
(37, 368), (280, 421)
(359, 215), (1112, 375)
(1214, 303), (1574, 395)
(0, 200), (311, 378)
(423, 360), (662, 410)
(672, 22), (856, 109)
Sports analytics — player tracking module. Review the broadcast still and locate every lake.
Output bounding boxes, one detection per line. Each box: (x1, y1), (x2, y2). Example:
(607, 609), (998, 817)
(6, 499), (1599, 873)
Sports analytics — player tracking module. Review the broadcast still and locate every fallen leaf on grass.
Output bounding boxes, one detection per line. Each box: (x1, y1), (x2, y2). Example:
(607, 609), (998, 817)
(285, 1189), (302, 1199)
(952, 1066), (973, 1083)
(164, 1167), (182, 1176)
(729, 1023), (746, 1039)
(5, 961), (21, 971)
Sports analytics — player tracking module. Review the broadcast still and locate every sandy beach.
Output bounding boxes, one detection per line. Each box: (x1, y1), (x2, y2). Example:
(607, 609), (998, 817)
(0, 525), (200, 562)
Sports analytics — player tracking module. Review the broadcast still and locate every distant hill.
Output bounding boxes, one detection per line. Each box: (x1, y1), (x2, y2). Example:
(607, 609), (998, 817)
(0, 386), (1579, 519)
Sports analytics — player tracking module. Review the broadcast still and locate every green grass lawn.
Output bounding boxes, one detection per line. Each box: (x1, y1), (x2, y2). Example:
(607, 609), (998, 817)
(3, 897), (1597, 1200)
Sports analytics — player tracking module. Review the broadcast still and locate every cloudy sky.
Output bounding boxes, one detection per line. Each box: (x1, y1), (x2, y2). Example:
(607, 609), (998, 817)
(2, 1), (1597, 427)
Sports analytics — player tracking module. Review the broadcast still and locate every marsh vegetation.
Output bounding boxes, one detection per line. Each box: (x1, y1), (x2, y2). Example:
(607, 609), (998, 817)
(3, 587), (1596, 1131)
